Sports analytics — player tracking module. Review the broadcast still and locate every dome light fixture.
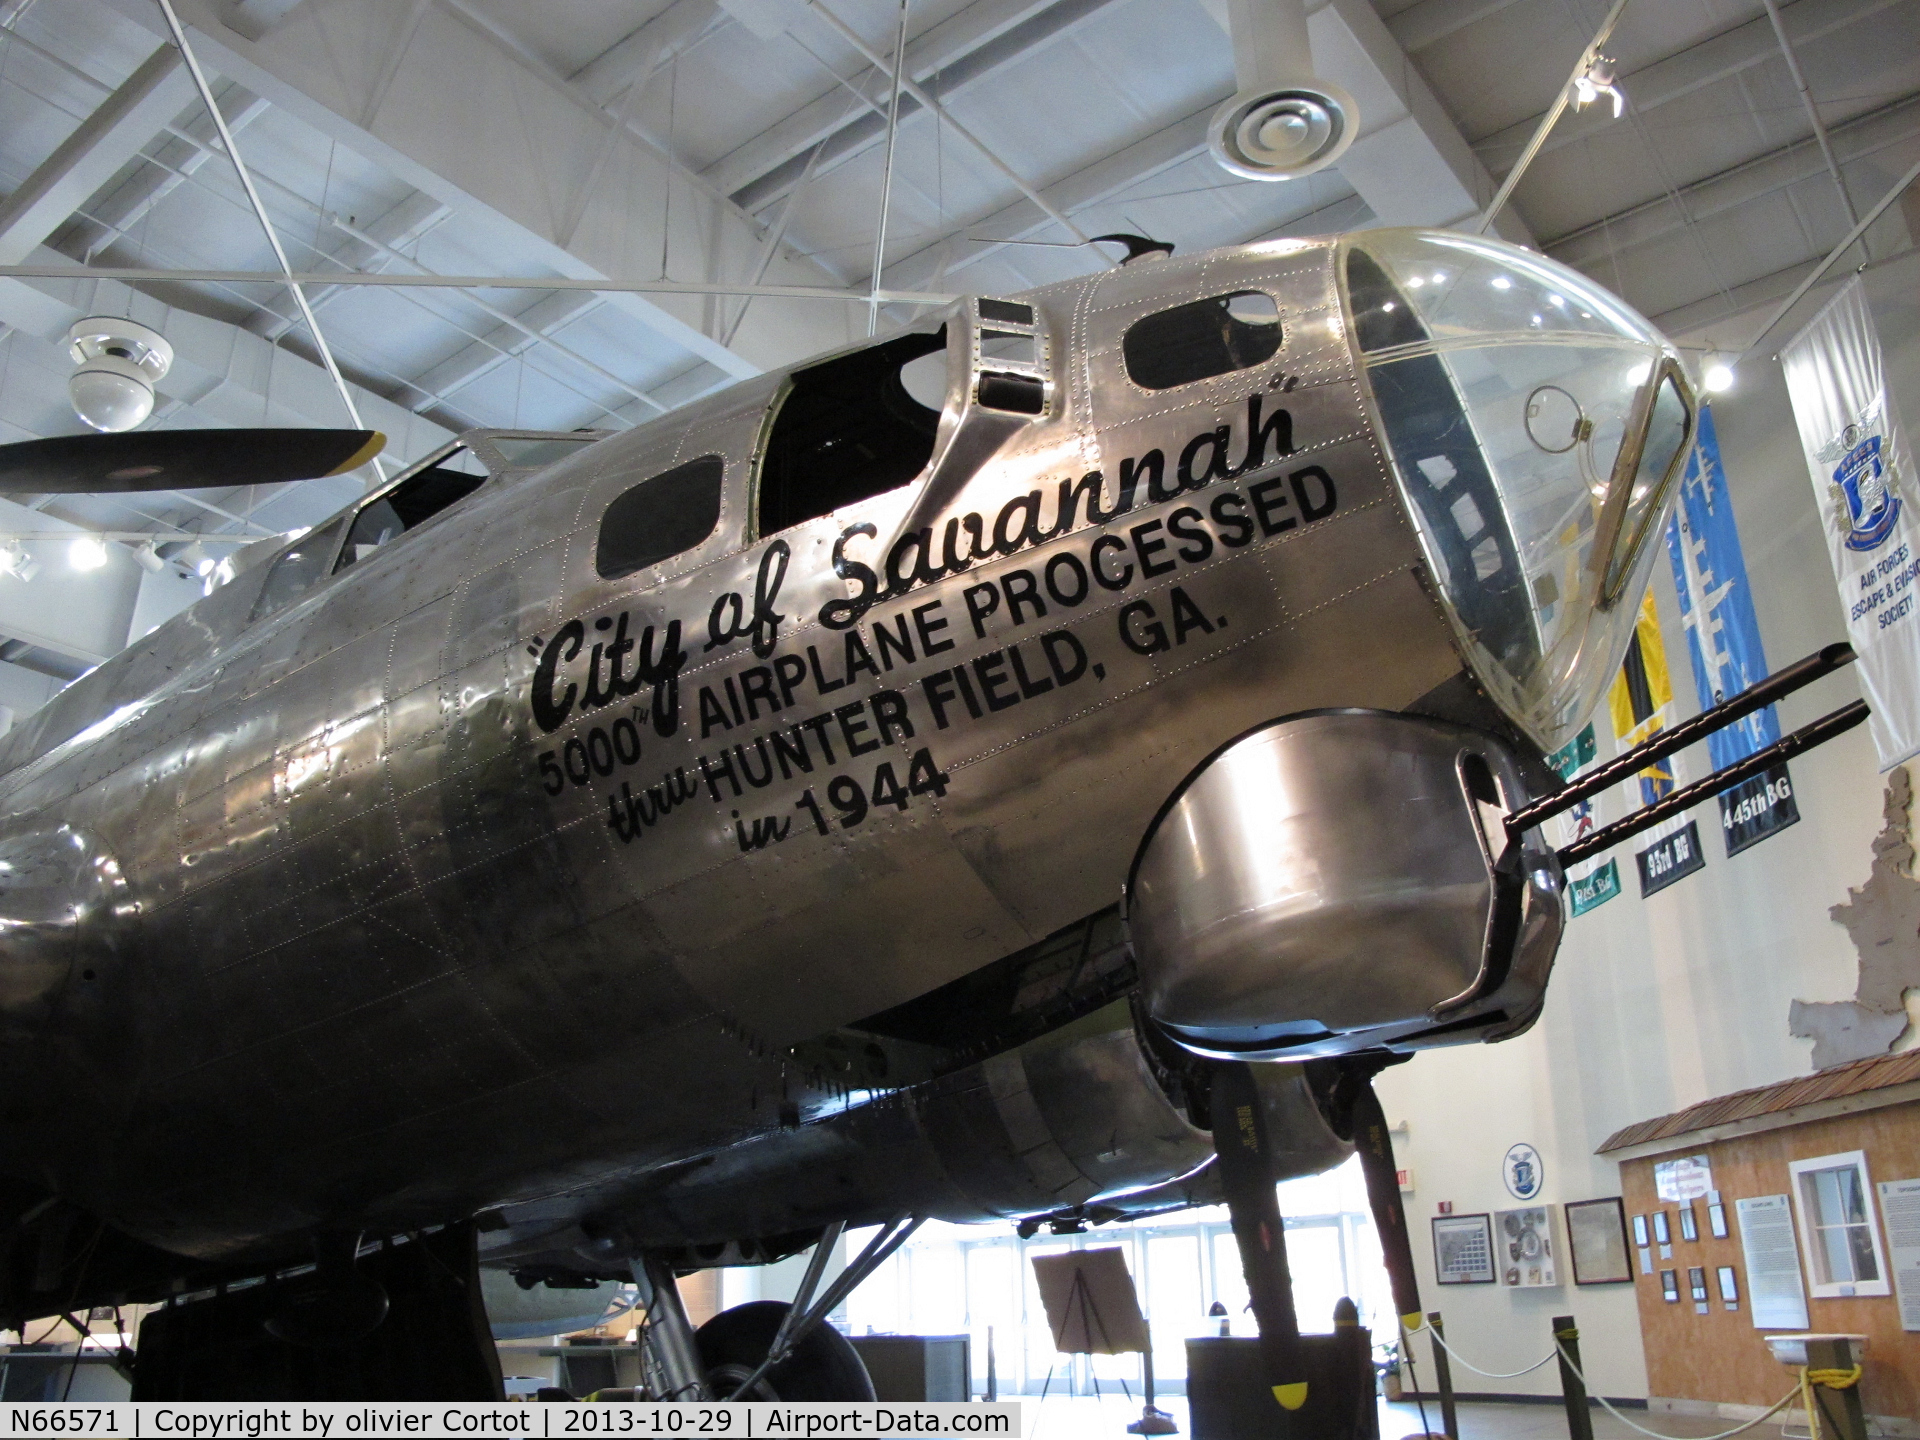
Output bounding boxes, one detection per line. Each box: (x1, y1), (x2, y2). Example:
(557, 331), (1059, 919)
(1704, 360), (1735, 394)
(66, 317), (174, 433)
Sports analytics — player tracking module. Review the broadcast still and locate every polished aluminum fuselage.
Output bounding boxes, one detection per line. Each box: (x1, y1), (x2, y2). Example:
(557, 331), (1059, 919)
(0, 239), (1471, 1262)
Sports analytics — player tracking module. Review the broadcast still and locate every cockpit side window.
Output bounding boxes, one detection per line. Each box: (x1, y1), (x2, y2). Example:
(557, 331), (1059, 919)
(1123, 291), (1281, 390)
(597, 455), (725, 580)
(247, 515), (349, 623)
(755, 329), (947, 537)
(335, 445), (490, 573)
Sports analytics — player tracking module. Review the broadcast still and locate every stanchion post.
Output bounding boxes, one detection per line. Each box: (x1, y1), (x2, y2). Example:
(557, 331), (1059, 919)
(1805, 1337), (1868, 1440)
(1552, 1316), (1594, 1440)
(1425, 1312), (1459, 1440)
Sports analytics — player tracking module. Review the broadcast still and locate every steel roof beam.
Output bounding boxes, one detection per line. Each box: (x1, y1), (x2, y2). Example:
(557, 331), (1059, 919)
(1471, 0), (1904, 172)
(0, 43), (199, 265)
(714, 0), (1116, 209)
(1545, 90), (1920, 271)
(1385, 0), (1526, 55)
(95, 0), (857, 376)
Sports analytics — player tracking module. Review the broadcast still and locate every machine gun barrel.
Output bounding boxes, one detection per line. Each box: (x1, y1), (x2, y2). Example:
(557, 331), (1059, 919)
(1506, 641), (1856, 838)
(1556, 699), (1869, 866)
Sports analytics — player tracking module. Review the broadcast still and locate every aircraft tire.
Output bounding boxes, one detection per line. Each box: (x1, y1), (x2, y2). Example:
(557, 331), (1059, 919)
(695, 1301), (876, 1401)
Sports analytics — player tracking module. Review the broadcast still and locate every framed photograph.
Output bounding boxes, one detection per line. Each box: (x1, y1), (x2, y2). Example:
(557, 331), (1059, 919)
(1632, 1214), (1649, 1247)
(1660, 1269), (1679, 1302)
(1678, 1203), (1698, 1242)
(1717, 1266), (1740, 1306)
(1688, 1266), (1708, 1302)
(1432, 1213), (1496, 1285)
(1652, 1210), (1671, 1245)
(1707, 1202), (1728, 1239)
(1564, 1197), (1633, 1285)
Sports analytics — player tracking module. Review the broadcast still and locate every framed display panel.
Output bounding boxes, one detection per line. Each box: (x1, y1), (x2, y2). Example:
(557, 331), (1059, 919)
(1632, 1214), (1649, 1247)
(1660, 1269), (1679, 1303)
(1495, 1205), (1559, 1287)
(1678, 1204), (1698, 1242)
(1652, 1211), (1671, 1245)
(1564, 1197), (1634, 1284)
(1432, 1213), (1496, 1285)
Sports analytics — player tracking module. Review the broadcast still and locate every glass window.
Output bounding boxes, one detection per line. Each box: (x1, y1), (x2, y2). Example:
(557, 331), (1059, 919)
(247, 515), (348, 622)
(756, 329), (947, 536)
(335, 445), (490, 573)
(1123, 292), (1280, 391)
(1789, 1150), (1890, 1297)
(596, 455), (725, 580)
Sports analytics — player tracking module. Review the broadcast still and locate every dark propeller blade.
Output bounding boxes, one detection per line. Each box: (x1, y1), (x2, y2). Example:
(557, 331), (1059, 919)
(1210, 1060), (1308, 1419)
(0, 428), (385, 494)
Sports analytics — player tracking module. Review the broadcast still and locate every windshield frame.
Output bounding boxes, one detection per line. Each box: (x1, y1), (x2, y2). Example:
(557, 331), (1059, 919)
(1590, 354), (1696, 609)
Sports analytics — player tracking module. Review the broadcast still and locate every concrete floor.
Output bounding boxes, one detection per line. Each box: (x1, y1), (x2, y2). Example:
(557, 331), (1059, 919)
(1019, 1393), (1799, 1439)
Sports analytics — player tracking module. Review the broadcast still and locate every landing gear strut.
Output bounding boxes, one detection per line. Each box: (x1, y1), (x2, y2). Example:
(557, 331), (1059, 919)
(631, 1215), (921, 1403)
(1213, 1059), (1416, 1439)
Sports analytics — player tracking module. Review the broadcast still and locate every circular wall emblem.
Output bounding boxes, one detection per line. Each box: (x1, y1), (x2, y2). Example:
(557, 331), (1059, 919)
(1504, 1143), (1544, 1200)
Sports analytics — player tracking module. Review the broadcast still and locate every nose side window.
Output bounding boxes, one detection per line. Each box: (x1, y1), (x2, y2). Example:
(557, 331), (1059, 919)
(597, 455), (726, 580)
(1123, 291), (1281, 390)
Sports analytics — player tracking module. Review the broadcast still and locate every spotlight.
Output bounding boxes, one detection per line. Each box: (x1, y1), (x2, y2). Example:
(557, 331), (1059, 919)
(69, 536), (109, 572)
(132, 541), (167, 574)
(0, 545), (39, 583)
(1704, 361), (1735, 394)
(65, 318), (173, 433)
(176, 540), (212, 577)
(1572, 54), (1625, 118)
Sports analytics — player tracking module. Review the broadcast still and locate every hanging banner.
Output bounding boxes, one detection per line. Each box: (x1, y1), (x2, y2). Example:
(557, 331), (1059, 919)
(1609, 594), (1704, 895)
(1550, 722), (1621, 916)
(1665, 402), (1800, 855)
(1781, 277), (1920, 770)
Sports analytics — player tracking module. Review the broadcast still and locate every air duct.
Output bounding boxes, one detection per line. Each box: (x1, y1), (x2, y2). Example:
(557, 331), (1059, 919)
(1208, 0), (1357, 182)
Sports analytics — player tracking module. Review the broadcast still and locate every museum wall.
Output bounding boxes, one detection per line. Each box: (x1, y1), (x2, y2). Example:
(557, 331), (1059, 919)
(1618, 1099), (1920, 1425)
(1380, 241), (1920, 1403)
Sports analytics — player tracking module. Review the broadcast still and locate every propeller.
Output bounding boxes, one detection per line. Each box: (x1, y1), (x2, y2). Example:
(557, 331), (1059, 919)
(0, 428), (385, 494)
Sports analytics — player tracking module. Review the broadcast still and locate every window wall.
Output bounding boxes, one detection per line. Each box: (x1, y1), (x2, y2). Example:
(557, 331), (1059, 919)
(835, 1155), (1391, 1396)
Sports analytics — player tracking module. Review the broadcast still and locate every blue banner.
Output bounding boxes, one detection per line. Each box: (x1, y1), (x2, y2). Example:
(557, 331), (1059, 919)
(1665, 402), (1799, 854)
(1665, 403), (1778, 767)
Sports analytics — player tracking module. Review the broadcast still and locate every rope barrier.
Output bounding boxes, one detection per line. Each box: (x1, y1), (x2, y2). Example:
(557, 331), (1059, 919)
(1401, 1317), (1558, 1379)
(1555, 1342), (1800, 1440)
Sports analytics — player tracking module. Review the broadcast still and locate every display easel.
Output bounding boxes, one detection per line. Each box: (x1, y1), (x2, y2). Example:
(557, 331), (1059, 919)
(1029, 1248), (1175, 1435)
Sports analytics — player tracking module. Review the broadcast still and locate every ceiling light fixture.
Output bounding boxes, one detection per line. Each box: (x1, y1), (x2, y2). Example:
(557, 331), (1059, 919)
(133, 541), (167, 574)
(1572, 54), (1625, 118)
(69, 536), (109, 572)
(1704, 361), (1735, 394)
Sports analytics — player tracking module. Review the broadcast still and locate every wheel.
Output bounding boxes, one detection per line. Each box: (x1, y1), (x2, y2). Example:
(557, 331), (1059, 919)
(695, 1301), (875, 1401)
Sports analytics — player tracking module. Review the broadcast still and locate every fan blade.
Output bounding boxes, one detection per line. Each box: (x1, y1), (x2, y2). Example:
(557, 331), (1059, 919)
(0, 429), (385, 494)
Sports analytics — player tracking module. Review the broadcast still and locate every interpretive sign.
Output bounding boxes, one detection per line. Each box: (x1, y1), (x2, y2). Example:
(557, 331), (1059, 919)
(1877, 1177), (1920, 1331)
(1654, 1154), (1713, 1202)
(1735, 1194), (1810, 1330)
